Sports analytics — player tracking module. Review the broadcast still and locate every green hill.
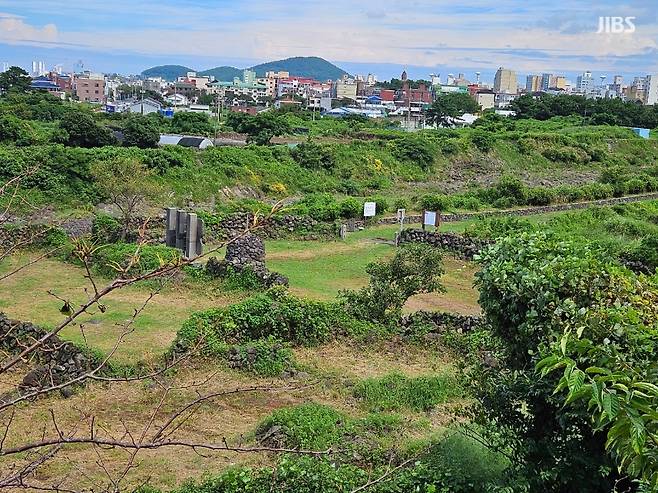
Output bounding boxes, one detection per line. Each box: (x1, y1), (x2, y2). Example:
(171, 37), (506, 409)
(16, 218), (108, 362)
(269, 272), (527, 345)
(198, 66), (242, 81)
(142, 57), (349, 82)
(250, 57), (348, 80)
(141, 65), (194, 81)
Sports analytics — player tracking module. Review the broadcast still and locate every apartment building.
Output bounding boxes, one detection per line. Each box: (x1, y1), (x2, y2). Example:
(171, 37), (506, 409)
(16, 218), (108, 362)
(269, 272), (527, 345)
(75, 73), (106, 103)
(494, 67), (518, 94)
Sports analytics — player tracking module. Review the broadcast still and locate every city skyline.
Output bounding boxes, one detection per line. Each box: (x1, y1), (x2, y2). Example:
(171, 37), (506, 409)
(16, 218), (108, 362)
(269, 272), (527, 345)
(0, 0), (657, 80)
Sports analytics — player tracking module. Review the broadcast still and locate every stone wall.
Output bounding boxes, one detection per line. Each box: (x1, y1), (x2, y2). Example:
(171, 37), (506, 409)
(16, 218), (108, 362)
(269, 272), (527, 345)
(0, 313), (96, 393)
(400, 311), (485, 341)
(206, 213), (336, 241)
(398, 229), (492, 260)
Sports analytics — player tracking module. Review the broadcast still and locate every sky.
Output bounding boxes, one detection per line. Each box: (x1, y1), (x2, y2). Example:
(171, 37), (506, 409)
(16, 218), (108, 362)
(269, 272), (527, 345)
(0, 0), (657, 83)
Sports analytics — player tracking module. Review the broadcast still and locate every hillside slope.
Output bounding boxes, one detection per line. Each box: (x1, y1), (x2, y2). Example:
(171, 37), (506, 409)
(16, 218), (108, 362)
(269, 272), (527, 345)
(141, 65), (194, 80)
(250, 56), (348, 80)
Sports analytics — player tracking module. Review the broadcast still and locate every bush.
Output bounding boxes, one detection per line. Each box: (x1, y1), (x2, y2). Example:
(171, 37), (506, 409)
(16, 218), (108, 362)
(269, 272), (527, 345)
(340, 244), (445, 322)
(387, 135), (437, 170)
(338, 197), (362, 219)
(91, 214), (122, 243)
(87, 243), (181, 277)
(366, 196), (389, 215)
(255, 404), (345, 449)
(225, 337), (295, 376)
(469, 130), (495, 153)
(419, 194), (452, 212)
(291, 142), (336, 170)
(292, 193), (340, 221)
(524, 186), (555, 206)
(172, 287), (343, 355)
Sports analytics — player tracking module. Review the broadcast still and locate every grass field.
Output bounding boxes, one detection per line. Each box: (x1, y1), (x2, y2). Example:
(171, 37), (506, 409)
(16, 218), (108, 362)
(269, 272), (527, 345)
(0, 222), (480, 365)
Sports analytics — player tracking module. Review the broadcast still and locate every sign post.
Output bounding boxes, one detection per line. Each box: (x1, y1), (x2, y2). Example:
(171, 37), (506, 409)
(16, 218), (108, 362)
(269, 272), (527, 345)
(423, 210), (437, 231)
(363, 201), (376, 223)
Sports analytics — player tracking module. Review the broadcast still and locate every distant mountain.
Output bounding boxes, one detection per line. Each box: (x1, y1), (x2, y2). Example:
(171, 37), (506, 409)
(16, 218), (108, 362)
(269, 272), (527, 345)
(141, 57), (349, 82)
(250, 57), (348, 81)
(198, 66), (242, 81)
(141, 65), (194, 81)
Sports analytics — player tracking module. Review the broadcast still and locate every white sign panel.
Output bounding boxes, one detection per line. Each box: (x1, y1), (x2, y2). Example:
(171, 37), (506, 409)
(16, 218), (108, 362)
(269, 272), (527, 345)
(397, 208), (406, 221)
(363, 201), (376, 217)
(423, 211), (437, 226)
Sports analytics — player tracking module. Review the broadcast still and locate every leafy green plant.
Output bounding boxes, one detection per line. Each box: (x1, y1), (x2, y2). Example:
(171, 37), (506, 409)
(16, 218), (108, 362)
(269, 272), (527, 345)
(353, 372), (459, 412)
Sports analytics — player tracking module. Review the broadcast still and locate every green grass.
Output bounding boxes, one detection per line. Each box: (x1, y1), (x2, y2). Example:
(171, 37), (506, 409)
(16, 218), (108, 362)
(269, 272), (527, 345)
(353, 372), (460, 412)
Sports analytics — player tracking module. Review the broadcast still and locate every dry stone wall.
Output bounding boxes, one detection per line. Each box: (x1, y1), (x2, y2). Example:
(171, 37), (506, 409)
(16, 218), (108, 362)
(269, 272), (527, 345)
(0, 313), (96, 394)
(398, 229), (493, 260)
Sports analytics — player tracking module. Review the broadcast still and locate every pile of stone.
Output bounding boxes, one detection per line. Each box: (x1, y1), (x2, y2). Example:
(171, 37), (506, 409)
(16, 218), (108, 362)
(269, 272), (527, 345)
(398, 229), (492, 260)
(0, 313), (95, 395)
(205, 233), (288, 287)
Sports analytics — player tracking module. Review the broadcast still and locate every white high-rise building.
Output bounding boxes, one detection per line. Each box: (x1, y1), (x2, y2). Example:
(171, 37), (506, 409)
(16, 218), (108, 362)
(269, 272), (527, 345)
(1, 62), (8, 72)
(646, 75), (658, 106)
(576, 71), (593, 93)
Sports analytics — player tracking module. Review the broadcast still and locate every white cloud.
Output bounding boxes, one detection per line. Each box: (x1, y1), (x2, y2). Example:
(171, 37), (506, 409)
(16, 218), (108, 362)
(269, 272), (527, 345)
(0, 12), (57, 45)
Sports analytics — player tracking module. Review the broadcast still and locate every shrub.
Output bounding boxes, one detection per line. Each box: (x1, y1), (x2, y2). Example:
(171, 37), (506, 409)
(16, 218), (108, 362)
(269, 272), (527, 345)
(91, 214), (121, 243)
(292, 193), (340, 221)
(469, 130), (495, 153)
(87, 243), (181, 277)
(387, 135), (437, 170)
(338, 197), (362, 219)
(172, 287), (343, 355)
(340, 244), (445, 322)
(225, 337), (295, 376)
(391, 197), (409, 211)
(524, 186), (555, 206)
(419, 193), (452, 212)
(255, 404), (345, 449)
(290, 142), (336, 170)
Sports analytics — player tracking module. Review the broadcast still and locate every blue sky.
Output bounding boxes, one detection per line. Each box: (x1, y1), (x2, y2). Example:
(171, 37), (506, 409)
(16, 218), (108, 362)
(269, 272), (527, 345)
(0, 0), (656, 82)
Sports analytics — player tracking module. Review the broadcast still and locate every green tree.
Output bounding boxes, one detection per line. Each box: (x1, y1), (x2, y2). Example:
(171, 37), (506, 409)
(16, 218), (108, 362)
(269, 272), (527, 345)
(123, 116), (160, 148)
(170, 111), (214, 135)
(473, 232), (656, 491)
(90, 158), (161, 239)
(426, 93), (480, 127)
(226, 111), (291, 145)
(0, 66), (31, 94)
(340, 243), (445, 321)
(60, 110), (117, 148)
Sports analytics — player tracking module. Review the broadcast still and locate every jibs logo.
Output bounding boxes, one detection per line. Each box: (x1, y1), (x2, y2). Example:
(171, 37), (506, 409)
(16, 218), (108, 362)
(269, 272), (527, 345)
(597, 16), (636, 34)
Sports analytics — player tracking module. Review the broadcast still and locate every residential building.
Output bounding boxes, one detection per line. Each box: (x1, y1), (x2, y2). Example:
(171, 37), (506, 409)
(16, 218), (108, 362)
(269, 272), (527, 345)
(646, 75), (658, 106)
(526, 75), (541, 92)
(334, 77), (358, 101)
(627, 76), (647, 103)
(576, 71), (593, 94)
(75, 73), (106, 103)
(493, 67), (518, 94)
(495, 92), (517, 109)
(474, 89), (495, 110)
(210, 76), (267, 100)
(553, 76), (567, 90)
(541, 73), (553, 91)
(177, 72), (212, 92)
